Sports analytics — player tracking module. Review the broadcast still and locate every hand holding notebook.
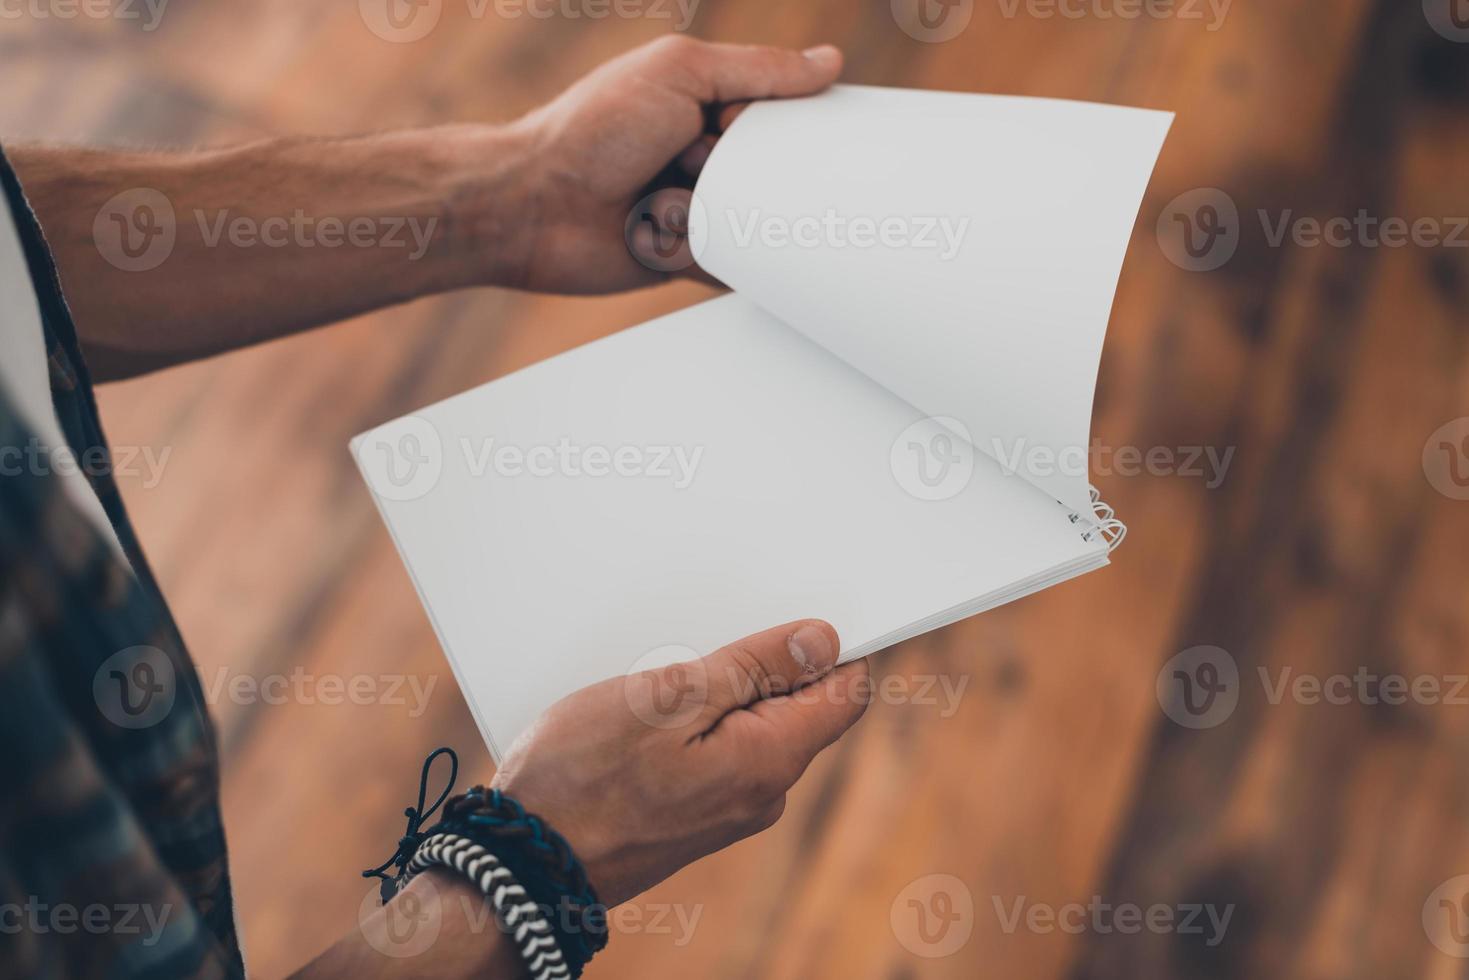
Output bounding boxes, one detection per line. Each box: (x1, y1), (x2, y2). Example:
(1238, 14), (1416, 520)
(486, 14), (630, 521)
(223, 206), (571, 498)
(353, 85), (1172, 758)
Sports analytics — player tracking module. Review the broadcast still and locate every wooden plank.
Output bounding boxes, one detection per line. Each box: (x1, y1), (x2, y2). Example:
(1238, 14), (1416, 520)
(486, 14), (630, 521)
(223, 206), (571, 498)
(1071, 2), (1469, 978)
(4, 0), (1466, 976)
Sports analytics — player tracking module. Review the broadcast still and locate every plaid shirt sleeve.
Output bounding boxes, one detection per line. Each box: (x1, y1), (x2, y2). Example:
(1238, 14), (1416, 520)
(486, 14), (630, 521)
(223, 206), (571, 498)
(0, 146), (245, 979)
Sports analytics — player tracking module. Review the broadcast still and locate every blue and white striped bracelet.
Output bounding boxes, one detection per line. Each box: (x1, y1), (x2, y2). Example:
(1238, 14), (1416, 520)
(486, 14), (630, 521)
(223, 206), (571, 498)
(407, 831), (570, 980)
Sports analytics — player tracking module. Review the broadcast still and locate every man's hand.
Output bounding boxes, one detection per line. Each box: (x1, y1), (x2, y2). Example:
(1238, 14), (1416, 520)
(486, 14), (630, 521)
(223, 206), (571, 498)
(492, 619), (869, 906)
(298, 620), (866, 978)
(13, 37), (841, 378)
(495, 37), (844, 293)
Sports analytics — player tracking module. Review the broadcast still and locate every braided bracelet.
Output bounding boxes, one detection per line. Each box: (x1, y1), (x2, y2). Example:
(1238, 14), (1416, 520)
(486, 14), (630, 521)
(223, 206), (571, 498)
(408, 832), (569, 980)
(437, 787), (608, 964)
(430, 788), (607, 974)
(362, 749), (606, 978)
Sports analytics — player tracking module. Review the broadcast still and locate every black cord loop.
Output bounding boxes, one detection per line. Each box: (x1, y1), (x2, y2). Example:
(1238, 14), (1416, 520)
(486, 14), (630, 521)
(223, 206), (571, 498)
(361, 746), (459, 903)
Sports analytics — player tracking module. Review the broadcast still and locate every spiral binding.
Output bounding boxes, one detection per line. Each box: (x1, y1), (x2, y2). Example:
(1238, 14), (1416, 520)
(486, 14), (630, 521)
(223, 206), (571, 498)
(1070, 485), (1127, 553)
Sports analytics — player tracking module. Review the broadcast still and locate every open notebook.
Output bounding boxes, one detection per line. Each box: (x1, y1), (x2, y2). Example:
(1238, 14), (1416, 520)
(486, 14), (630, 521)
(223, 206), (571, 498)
(353, 85), (1173, 759)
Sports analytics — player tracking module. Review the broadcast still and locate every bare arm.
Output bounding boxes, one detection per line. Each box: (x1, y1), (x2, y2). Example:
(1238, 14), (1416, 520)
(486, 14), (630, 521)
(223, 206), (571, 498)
(10, 129), (526, 380)
(293, 871), (531, 980)
(10, 37), (843, 381)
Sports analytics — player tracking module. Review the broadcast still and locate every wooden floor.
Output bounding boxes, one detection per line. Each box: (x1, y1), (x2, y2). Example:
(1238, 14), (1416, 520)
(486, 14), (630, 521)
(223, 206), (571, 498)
(4, 1), (1469, 977)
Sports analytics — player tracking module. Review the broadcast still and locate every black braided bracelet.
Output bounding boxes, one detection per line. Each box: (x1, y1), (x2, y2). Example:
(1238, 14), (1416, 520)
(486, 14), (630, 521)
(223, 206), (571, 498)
(427, 787), (608, 974)
(363, 748), (607, 978)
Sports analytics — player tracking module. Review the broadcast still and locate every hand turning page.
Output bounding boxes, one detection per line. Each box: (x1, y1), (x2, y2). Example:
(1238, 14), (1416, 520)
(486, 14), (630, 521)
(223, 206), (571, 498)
(353, 85), (1172, 759)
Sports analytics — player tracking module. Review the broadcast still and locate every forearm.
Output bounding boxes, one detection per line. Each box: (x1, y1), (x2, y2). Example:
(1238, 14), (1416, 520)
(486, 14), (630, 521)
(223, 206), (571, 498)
(10, 126), (536, 380)
(292, 870), (531, 980)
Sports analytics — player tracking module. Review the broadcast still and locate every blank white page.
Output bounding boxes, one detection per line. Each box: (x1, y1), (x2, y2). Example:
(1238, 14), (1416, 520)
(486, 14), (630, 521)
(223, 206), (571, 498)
(689, 86), (1172, 515)
(354, 295), (1101, 758)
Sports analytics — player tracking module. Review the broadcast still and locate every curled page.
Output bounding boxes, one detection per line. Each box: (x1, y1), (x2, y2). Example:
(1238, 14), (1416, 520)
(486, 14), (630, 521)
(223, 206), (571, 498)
(689, 85), (1172, 517)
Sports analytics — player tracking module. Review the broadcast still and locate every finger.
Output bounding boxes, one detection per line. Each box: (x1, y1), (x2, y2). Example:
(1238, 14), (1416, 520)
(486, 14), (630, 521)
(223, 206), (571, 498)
(625, 187), (697, 274)
(716, 102), (750, 132)
(723, 659), (872, 782)
(656, 38), (844, 105)
(677, 134), (719, 176)
(699, 620), (840, 723)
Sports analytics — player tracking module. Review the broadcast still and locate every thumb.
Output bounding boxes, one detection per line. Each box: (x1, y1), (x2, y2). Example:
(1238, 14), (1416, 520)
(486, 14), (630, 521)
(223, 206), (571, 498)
(698, 620), (843, 724)
(718, 659), (872, 786)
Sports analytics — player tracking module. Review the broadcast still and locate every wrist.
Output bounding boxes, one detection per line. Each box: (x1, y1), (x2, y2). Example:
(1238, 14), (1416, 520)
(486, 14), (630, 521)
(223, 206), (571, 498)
(430, 120), (545, 293)
(424, 790), (611, 975)
(406, 870), (533, 979)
